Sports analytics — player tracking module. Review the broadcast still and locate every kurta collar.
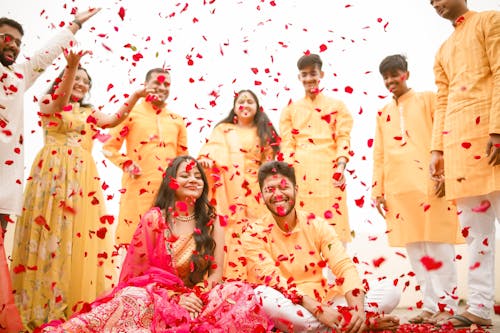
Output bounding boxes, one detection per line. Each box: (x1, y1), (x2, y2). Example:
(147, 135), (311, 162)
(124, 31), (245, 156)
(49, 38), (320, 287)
(141, 99), (167, 114)
(265, 211), (302, 236)
(304, 91), (325, 103)
(453, 10), (475, 28)
(393, 89), (414, 105)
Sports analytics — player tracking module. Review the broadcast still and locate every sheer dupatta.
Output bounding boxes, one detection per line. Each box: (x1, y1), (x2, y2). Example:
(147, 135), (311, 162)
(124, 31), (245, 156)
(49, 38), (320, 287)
(118, 207), (183, 290)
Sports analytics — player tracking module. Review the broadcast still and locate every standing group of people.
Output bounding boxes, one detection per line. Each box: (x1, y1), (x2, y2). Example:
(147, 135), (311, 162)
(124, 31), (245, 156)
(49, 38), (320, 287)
(0, 0), (498, 331)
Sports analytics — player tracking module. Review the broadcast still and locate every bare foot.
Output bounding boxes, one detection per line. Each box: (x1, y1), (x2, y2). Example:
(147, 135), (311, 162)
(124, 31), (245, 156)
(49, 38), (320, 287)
(423, 310), (453, 324)
(408, 310), (434, 324)
(366, 315), (400, 331)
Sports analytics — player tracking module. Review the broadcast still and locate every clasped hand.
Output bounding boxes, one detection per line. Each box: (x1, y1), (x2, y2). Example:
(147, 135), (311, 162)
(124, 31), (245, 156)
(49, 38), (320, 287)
(179, 292), (204, 319)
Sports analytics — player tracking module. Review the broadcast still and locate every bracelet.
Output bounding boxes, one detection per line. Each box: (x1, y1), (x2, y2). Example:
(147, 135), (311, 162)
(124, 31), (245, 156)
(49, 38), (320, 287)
(72, 19), (82, 29)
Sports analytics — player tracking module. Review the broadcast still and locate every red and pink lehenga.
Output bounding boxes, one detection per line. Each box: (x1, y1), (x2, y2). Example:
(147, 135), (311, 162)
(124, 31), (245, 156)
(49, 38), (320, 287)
(0, 229), (23, 333)
(38, 208), (272, 333)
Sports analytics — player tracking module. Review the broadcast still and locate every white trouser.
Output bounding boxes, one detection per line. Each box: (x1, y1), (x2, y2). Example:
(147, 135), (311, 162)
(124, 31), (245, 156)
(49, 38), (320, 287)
(406, 242), (458, 313)
(456, 191), (499, 320)
(255, 279), (400, 333)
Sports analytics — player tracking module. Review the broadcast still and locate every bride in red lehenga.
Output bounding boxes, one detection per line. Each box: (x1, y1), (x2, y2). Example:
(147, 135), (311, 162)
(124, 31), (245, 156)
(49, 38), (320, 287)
(39, 156), (272, 333)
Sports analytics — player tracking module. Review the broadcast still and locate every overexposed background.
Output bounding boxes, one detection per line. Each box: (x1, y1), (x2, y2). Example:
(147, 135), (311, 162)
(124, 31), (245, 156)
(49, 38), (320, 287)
(4, 0), (500, 305)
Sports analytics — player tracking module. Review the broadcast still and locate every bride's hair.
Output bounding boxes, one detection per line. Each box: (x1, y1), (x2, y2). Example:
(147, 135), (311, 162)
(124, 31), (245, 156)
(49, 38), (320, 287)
(154, 155), (216, 286)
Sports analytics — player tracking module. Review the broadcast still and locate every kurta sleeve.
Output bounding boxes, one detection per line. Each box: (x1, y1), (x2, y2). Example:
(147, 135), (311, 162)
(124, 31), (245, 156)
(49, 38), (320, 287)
(485, 12), (500, 134)
(335, 101), (353, 160)
(21, 29), (75, 90)
(316, 220), (363, 295)
(241, 223), (292, 291)
(371, 111), (384, 199)
(198, 125), (229, 166)
(431, 55), (449, 152)
(279, 105), (296, 163)
(177, 117), (189, 156)
(102, 117), (132, 168)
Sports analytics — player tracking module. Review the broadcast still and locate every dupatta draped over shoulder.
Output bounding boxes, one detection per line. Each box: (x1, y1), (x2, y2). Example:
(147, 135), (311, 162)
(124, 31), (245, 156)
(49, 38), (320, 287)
(39, 208), (272, 333)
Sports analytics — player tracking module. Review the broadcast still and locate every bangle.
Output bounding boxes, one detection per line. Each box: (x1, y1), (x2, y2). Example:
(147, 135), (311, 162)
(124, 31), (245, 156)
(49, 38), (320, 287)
(72, 19), (82, 29)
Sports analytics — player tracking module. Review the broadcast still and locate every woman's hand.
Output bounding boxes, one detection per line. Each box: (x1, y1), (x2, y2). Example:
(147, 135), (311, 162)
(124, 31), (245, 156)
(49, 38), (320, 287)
(198, 157), (214, 169)
(178, 292), (204, 319)
(63, 49), (91, 68)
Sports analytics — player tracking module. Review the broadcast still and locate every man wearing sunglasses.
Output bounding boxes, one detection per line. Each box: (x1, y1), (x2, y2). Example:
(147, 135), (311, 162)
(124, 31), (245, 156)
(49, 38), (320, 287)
(0, 9), (99, 332)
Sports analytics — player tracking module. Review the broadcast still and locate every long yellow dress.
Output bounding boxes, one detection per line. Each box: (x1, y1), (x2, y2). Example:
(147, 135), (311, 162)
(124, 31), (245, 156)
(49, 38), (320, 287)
(432, 10), (500, 200)
(11, 104), (116, 331)
(280, 93), (353, 242)
(198, 123), (274, 279)
(372, 90), (463, 247)
(102, 100), (188, 245)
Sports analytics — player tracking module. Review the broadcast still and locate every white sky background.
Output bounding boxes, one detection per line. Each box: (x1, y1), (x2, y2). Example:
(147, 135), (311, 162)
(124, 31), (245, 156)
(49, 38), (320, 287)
(4, 0), (500, 236)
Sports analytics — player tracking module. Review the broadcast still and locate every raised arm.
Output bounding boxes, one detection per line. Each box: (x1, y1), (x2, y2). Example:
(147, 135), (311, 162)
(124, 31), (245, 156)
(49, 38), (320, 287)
(91, 88), (148, 129)
(39, 50), (87, 115)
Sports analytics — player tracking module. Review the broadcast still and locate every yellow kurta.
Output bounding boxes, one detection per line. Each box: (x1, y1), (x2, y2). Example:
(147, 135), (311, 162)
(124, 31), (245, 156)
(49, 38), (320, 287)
(102, 100), (188, 244)
(11, 105), (115, 330)
(372, 90), (462, 247)
(280, 93), (353, 242)
(241, 211), (363, 301)
(431, 10), (500, 200)
(198, 123), (274, 279)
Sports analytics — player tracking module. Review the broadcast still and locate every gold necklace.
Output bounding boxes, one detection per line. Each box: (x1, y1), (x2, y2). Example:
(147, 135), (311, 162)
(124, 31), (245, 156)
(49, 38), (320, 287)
(174, 213), (196, 223)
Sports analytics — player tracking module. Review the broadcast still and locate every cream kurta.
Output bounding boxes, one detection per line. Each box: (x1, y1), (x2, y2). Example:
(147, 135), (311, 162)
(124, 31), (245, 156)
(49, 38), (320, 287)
(102, 100), (188, 244)
(198, 123), (274, 279)
(372, 90), (462, 247)
(242, 211), (363, 301)
(280, 93), (353, 242)
(0, 29), (74, 216)
(431, 10), (500, 200)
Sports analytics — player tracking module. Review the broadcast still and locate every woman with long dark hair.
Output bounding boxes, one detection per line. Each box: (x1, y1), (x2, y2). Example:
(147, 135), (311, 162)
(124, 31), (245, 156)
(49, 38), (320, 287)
(39, 156), (272, 332)
(198, 89), (279, 279)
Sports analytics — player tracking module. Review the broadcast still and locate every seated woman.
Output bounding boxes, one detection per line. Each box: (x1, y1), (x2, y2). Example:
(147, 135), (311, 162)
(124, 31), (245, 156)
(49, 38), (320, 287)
(39, 156), (272, 332)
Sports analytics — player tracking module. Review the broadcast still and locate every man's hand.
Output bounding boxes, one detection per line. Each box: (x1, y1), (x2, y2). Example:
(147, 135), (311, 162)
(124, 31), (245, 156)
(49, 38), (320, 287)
(486, 133), (500, 166)
(429, 150), (444, 182)
(123, 160), (142, 177)
(375, 196), (387, 218)
(341, 308), (367, 333)
(315, 305), (344, 331)
(74, 8), (101, 25)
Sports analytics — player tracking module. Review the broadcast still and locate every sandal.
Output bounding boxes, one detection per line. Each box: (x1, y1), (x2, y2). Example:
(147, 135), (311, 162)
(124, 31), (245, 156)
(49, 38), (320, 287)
(436, 313), (493, 328)
(408, 310), (434, 324)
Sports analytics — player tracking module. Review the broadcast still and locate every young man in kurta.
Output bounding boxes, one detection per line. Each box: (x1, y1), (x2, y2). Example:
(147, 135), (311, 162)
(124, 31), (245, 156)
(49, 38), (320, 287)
(103, 68), (188, 246)
(280, 53), (353, 243)
(0, 11), (99, 332)
(372, 54), (463, 325)
(241, 161), (401, 332)
(429, 0), (500, 328)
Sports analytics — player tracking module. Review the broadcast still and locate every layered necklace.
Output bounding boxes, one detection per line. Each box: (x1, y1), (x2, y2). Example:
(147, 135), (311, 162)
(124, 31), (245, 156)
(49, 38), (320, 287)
(174, 213), (196, 223)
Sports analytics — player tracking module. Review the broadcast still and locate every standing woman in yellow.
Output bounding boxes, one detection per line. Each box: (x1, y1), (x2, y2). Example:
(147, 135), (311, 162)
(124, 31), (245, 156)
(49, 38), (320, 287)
(198, 89), (279, 279)
(11, 50), (141, 330)
(280, 53), (353, 243)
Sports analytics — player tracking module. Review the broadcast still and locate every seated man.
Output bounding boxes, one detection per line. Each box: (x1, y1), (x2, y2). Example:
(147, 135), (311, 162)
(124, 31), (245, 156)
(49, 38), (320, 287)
(241, 161), (401, 332)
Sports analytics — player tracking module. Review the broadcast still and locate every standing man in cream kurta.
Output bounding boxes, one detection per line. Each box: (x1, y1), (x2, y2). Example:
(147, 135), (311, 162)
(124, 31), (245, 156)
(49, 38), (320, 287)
(372, 54), (462, 324)
(429, 0), (500, 328)
(280, 53), (353, 242)
(103, 68), (188, 246)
